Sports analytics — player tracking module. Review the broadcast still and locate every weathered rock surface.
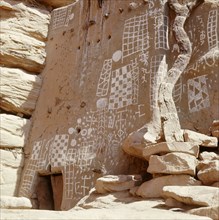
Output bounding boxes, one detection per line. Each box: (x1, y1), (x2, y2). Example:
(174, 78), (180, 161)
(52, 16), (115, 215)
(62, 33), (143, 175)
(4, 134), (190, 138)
(199, 151), (219, 161)
(95, 175), (142, 194)
(0, 67), (42, 116)
(0, 196), (32, 209)
(183, 129), (218, 147)
(197, 160), (219, 185)
(162, 186), (219, 207)
(0, 114), (31, 148)
(143, 142), (199, 160)
(147, 153), (198, 176)
(0, 149), (24, 196)
(211, 182), (219, 187)
(136, 175), (201, 199)
(36, 0), (77, 8)
(0, 0), (50, 73)
(188, 206), (219, 220)
(210, 120), (219, 138)
(165, 198), (185, 208)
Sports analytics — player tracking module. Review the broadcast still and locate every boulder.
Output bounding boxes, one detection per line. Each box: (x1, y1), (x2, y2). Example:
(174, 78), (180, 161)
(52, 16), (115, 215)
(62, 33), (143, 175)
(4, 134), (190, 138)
(188, 206), (219, 220)
(0, 196), (32, 209)
(197, 160), (219, 185)
(147, 152), (198, 176)
(199, 151), (219, 161)
(165, 198), (185, 208)
(162, 186), (219, 207)
(0, 0), (50, 73)
(0, 114), (31, 148)
(36, 0), (77, 8)
(0, 67), (42, 116)
(0, 149), (24, 196)
(95, 175), (142, 194)
(183, 129), (218, 147)
(122, 127), (148, 159)
(136, 175), (201, 198)
(143, 142), (199, 160)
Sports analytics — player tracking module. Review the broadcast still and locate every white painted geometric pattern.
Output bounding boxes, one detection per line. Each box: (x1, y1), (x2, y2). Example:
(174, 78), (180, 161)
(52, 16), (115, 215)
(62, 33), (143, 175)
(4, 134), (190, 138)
(50, 134), (69, 167)
(52, 8), (67, 30)
(96, 59), (112, 97)
(122, 13), (149, 59)
(108, 62), (139, 109)
(207, 10), (218, 50)
(31, 141), (42, 160)
(64, 164), (74, 199)
(187, 75), (210, 113)
(155, 15), (169, 50)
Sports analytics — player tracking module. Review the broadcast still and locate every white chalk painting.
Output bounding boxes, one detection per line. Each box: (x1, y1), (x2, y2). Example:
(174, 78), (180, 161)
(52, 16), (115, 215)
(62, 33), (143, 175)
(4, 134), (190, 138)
(20, 2), (217, 205)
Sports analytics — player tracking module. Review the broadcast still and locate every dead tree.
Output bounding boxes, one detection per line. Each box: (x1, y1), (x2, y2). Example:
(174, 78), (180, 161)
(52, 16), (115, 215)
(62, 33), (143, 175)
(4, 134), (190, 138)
(144, 0), (204, 143)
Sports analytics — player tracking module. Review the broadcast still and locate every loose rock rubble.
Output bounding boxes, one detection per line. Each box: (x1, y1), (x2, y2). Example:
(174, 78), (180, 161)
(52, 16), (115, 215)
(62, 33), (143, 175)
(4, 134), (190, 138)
(95, 126), (219, 219)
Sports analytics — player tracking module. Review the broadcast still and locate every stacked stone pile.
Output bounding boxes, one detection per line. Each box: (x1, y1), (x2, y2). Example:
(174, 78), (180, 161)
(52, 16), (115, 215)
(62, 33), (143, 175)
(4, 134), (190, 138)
(0, 0), (50, 197)
(94, 124), (219, 219)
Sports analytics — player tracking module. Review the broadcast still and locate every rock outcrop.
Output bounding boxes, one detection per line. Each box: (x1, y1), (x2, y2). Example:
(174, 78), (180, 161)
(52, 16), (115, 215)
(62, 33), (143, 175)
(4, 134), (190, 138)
(0, 67), (42, 116)
(0, 0), (50, 72)
(0, 0), (50, 197)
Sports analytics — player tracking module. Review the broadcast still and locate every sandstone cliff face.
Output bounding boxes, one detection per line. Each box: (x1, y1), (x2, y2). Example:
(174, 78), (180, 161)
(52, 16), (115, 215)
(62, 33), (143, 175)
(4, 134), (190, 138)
(0, 0), (50, 197)
(18, 0), (219, 211)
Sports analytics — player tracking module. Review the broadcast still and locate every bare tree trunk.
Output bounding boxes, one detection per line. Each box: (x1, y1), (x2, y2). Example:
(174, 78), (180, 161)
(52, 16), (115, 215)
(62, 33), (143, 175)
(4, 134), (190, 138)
(144, 0), (203, 143)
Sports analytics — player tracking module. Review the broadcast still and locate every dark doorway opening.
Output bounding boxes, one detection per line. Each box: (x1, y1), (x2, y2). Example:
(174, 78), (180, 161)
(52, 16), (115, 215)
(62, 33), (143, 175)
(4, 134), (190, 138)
(36, 173), (63, 210)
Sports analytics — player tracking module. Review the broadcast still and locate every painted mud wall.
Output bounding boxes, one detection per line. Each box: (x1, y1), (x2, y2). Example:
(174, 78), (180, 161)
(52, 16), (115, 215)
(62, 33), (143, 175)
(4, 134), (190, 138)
(19, 0), (219, 211)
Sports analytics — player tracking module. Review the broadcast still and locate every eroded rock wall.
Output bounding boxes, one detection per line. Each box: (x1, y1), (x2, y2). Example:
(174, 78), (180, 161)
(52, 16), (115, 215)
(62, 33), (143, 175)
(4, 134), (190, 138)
(0, 0), (50, 196)
(19, 0), (218, 210)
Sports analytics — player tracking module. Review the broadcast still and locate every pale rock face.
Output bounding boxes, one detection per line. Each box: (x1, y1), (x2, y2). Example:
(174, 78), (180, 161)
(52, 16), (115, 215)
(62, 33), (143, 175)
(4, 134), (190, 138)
(0, 196), (32, 209)
(95, 175), (142, 194)
(0, 149), (24, 196)
(197, 160), (219, 185)
(147, 152), (198, 176)
(0, 67), (42, 116)
(162, 185), (219, 207)
(188, 206), (219, 220)
(183, 129), (218, 147)
(199, 151), (219, 161)
(136, 175), (201, 198)
(0, 0), (50, 73)
(143, 142), (199, 160)
(0, 114), (31, 148)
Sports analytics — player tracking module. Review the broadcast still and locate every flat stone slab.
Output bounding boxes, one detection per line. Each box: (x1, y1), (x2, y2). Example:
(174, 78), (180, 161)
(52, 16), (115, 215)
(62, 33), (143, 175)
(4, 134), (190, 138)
(147, 152), (198, 176)
(0, 196), (32, 209)
(136, 175), (201, 198)
(197, 160), (219, 185)
(183, 129), (218, 147)
(162, 186), (219, 207)
(143, 142), (199, 160)
(95, 175), (142, 194)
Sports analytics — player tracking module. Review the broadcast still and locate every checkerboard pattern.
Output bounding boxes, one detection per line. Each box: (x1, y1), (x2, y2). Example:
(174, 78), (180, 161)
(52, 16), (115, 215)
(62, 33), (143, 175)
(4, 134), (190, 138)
(109, 67), (132, 109)
(50, 134), (69, 167)
(31, 141), (42, 160)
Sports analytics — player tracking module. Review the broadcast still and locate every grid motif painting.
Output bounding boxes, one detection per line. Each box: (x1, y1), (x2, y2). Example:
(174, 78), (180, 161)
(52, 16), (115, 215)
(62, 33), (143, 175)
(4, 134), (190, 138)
(122, 13), (149, 59)
(64, 164), (74, 199)
(50, 134), (69, 167)
(155, 15), (169, 50)
(52, 8), (67, 30)
(96, 59), (112, 97)
(207, 10), (218, 50)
